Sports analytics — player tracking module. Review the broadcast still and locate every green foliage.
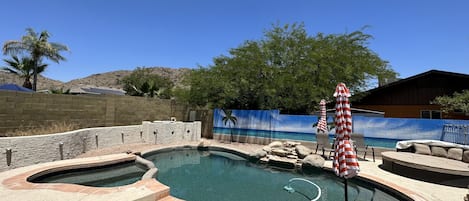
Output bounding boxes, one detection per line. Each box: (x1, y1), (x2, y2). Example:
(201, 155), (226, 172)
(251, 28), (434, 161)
(121, 67), (174, 98)
(50, 88), (71, 94)
(2, 28), (69, 91)
(432, 90), (469, 114)
(2, 55), (47, 89)
(172, 86), (191, 103)
(187, 23), (397, 114)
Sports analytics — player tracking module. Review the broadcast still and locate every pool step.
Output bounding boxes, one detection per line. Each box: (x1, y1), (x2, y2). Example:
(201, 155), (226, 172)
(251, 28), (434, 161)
(354, 185), (374, 201)
(372, 188), (400, 201)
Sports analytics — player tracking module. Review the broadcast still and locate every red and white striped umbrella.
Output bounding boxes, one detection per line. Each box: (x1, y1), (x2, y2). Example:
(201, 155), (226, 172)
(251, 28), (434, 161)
(317, 99), (328, 133)
(333, 83), (359, 179)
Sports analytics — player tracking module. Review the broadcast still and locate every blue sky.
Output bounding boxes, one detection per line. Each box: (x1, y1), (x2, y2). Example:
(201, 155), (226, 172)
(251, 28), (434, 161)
(1, 0), (468, 82)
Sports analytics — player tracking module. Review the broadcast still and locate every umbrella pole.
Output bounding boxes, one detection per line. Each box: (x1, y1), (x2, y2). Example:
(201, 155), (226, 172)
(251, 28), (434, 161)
(344, 178), (348, 201)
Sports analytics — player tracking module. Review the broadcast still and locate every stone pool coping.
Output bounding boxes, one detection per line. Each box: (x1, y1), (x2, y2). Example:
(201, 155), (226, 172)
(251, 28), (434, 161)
(0, 153), (181, 201)
(0, 140), (467, 201)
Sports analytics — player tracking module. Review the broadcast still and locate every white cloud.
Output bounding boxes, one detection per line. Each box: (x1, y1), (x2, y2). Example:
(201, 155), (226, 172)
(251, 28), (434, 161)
(233, 114), (274, 130)
(275, 122), (315, 133)
(353, 118), (441, 140)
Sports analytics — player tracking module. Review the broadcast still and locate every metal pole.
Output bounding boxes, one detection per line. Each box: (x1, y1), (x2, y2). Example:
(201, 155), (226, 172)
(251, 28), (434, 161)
(95, 134), (99, 148)
(59, 142), (64, 160)
(83, 137), (87, 153)
(344, 178), (348, 201)
(6, 148), (12, 166)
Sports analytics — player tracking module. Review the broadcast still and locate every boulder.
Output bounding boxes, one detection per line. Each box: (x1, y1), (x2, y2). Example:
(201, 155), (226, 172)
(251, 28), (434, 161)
(302, 154), (325, 168)
(262, 146), (272, 153)
(295, 145), (312, 159)
(198, 139), (210, 147)
(268, 141), (284, 148)
(271, 148), (289, 157)
(249, 149), (267, 159)
(284, 141), (301, 147)
(268, 155), (296, 169)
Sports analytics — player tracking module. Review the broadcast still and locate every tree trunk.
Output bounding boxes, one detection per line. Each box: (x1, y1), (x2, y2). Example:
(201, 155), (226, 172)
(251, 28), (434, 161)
(23, 78), (32, 89)
(32, 64), (38, 91)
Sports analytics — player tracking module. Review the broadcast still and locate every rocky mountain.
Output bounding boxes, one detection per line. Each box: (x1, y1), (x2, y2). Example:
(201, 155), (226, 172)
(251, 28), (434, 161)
(0, 71), (64, 90)
(0, 67), (191, 91)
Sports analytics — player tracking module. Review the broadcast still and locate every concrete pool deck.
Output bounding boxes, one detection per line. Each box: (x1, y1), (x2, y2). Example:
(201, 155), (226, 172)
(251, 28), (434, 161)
(0, 140), (467, 201)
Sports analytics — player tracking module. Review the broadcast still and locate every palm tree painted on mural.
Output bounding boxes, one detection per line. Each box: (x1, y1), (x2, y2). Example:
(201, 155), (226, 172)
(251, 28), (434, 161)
(222, 109), (237, 142)
(3, 28), (69, 91)
(2, 56), (47, 89)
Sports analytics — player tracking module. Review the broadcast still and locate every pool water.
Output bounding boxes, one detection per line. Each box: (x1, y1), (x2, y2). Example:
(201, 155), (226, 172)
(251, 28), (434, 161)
(145, 149), (402, 201)
(29, 161), (146, 187)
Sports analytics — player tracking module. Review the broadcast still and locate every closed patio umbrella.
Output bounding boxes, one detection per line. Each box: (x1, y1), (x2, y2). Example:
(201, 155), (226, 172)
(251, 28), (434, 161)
(332, 83), (359, 201)
(317, 99), (328, 133)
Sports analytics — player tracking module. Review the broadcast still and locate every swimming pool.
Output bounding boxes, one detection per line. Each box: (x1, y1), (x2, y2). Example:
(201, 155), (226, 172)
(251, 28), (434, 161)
(145, 148), (408, 201)
(29, 161), (146, 187)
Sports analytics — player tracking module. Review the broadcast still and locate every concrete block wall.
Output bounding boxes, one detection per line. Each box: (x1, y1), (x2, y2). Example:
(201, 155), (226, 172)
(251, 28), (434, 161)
(0, 121), (201, 172)
(0, 91), (188, 135)
(0, 91), (107, 133)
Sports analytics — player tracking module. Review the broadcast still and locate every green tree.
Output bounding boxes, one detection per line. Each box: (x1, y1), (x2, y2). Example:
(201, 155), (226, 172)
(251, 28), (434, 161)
(187, 23), (397, 114)
(121, 67), (174, 98)
(172, 86), (191, 103)
(2, 28), (69, 91)
(50, 88), (71, 94)
(432, 90), (469, 114)
(2, 55), (47, 89)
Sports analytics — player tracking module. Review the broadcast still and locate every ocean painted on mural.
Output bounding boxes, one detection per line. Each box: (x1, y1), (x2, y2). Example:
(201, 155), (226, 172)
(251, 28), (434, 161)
(213, 109), (469, 148)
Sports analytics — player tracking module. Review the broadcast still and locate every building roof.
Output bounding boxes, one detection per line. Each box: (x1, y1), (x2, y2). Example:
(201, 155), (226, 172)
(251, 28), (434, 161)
(69, 85), (125, 95)
(367, 70), (469, 94)
(355, 70), (469, 105)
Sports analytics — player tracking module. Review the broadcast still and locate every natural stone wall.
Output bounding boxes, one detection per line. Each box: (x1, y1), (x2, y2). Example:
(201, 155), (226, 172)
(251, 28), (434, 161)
(0, 121), (201, 172)
(0, 91), (188, 134)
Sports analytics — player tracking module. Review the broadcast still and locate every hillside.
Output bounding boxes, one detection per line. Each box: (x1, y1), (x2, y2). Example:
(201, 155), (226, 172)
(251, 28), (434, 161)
(0, 71), (64, 90)
(0, 67), (191, 91)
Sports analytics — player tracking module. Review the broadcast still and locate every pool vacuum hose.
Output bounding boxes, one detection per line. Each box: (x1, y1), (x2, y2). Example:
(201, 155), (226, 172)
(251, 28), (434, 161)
(283, 178), (322, 201)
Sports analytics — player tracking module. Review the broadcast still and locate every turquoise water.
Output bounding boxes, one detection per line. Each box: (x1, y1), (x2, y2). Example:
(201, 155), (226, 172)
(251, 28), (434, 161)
(29, 162), (146, 187)
(213, 127), (400, 148)
(145, 149), (402, 201)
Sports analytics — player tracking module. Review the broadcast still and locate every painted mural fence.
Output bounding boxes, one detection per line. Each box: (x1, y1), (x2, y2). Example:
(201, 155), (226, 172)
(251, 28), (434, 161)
(212, 109), (469, 148)
(442, 124), (469, 145)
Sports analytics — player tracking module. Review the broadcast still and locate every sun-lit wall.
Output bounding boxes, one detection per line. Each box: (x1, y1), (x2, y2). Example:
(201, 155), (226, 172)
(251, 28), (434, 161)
(0, 121), (201, 172)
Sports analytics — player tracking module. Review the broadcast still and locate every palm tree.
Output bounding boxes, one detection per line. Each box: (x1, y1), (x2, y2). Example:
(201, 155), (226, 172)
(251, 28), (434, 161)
(2, 28), (69, 91)
(221, 109), (237, 142)
(2, 55), (47, 89)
